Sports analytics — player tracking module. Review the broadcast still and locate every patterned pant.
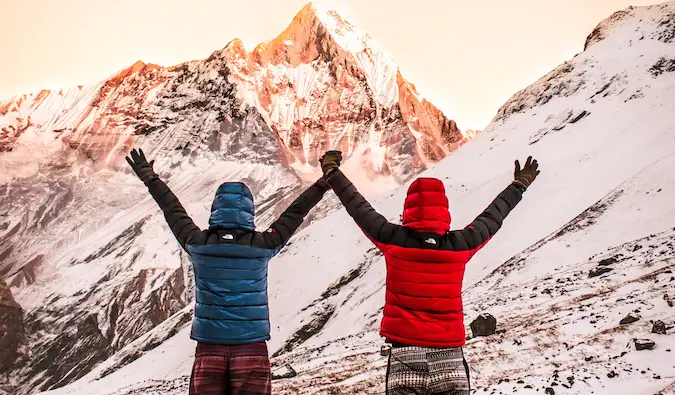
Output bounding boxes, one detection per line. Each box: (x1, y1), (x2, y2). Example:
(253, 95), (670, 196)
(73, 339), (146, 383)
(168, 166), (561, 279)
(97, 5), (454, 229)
(189, 342), (271, 395)
(386, 346), (470, 395)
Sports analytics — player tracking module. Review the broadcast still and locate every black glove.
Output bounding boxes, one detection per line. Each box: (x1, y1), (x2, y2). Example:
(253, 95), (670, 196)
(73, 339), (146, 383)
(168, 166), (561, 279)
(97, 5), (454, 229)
(319, 150), (343, 178)
(125, 148), (159, 186)
(513, 156), (540, 191)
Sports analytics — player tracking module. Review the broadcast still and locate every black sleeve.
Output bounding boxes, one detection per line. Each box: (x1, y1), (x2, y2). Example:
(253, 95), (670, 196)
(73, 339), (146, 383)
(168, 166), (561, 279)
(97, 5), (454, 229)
(451, 183), (524, 250)
(146, 178), (205, 250)
(258, 181), (329, 250)
(327, 169), (402, 245)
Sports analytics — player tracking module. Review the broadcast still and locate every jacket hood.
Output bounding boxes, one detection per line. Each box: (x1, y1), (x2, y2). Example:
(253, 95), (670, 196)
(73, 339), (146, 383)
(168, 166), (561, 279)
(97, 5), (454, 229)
(402, 177), (451, 235)
(209, 182), (255, 231)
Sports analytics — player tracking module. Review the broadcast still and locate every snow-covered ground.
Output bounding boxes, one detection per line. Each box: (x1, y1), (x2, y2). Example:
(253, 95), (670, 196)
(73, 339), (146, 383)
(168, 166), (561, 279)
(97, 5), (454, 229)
(34, 1), (675, 394)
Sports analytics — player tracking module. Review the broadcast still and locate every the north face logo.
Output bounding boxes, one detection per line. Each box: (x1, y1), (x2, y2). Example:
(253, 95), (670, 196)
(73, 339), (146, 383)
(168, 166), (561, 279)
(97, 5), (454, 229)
(425, 238), (437, 245)
(222, 234), (234, 240)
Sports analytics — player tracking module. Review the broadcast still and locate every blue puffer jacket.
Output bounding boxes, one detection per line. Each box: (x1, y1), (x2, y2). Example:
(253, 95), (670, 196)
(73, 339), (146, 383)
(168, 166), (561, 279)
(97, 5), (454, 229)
(147, 180), (327, 344)
(187, 183), (275, 344)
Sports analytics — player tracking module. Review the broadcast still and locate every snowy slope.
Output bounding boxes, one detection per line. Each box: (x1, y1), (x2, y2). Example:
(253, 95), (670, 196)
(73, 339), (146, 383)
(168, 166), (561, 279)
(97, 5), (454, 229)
(0, 4), (470, 395)
(36, 2), (675, 395)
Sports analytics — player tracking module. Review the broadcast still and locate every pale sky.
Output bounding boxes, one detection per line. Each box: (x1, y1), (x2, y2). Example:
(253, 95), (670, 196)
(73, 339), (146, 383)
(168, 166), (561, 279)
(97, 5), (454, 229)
(0, 0), (659, 130)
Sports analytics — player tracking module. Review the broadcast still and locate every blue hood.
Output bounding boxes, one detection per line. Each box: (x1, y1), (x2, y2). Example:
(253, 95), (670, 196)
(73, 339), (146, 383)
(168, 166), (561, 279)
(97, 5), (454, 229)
(208, 182), (255, 231)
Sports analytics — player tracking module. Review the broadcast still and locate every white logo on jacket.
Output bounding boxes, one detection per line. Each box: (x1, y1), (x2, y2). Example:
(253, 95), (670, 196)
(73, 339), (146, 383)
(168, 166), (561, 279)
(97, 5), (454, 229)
(425, 238), (437, 245)
(222, 234), (234, 240)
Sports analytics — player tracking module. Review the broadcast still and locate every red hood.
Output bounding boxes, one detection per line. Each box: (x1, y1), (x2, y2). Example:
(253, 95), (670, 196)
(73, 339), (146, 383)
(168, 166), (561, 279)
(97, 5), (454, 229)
(402, 177), (451, 235)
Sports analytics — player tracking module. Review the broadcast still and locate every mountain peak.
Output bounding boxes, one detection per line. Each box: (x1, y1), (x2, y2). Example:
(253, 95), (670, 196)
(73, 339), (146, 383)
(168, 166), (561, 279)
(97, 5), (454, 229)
(252, 2), (387, 62)
(247, 2), (400, 109)
(292, 2), (358, 33)
(584, 1), (675, 50)
(217, 2), (465, 179)
(287, 2), (385, 60)
(105, 60), (162, 90)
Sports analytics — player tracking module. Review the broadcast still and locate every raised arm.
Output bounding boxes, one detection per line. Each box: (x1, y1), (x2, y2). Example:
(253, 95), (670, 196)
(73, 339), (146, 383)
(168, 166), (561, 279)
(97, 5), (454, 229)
(325, 168), (402, 247)
(450, 156), (539, 253)
(451, 183), (523, 252)
(258, 180), (329, 251)
(146, 178), (204, 249)
(126, 149), (203, 250)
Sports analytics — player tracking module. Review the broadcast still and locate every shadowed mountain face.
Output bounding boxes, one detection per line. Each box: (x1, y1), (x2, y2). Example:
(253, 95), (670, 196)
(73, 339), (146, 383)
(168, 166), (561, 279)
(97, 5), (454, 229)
(0, 280), (24, 375)
(0, 4), (471, 394)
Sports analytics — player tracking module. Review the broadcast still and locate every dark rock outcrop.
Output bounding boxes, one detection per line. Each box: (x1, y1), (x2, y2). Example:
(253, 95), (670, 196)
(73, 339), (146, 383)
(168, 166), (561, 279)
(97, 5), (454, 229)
(470, 313), (497, 337)
(619, 313), (640, 325)
(272, 363), (298, 380)
(589, 267), (614, 278)
(0, 280), (24, 373)
(634, 339), (656, 351)
(652, 320), (670, 335)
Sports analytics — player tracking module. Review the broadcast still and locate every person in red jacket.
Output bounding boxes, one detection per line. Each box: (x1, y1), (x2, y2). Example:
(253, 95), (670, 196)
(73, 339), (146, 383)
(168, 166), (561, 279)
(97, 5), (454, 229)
(319, 151), (540, 394)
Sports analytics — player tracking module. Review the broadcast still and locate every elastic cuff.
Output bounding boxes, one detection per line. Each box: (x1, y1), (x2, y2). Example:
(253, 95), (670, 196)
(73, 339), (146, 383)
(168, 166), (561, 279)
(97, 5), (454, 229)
(315, 178), (331, 191)
(143, 174), (160, 186)
(324, 167), (339, 179)
(512, 180), (527, 192)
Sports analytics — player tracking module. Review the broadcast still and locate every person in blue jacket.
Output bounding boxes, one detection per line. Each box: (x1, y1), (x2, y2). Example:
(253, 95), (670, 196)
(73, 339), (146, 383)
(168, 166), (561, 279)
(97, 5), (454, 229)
(126, 148), (334, 395)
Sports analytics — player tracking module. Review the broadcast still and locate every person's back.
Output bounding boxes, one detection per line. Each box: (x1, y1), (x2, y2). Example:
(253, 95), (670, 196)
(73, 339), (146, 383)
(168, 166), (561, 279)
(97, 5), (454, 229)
(125, 148), (330, 395)
(188, 182), (277, 346)
(319, 151), (540, 394)
(378, 177), (477, 348)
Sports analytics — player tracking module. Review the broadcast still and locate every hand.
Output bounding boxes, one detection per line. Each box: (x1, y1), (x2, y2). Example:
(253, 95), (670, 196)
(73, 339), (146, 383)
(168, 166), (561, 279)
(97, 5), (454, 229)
(125, 148), (159, 185)
(319, 150), (343, 178)
(513, 156), (540, 191)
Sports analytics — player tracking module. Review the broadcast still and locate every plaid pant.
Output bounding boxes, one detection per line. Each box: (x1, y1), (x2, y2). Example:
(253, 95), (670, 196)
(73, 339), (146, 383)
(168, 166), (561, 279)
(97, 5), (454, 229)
(386, 346), (470, 395)
(189, 342), (271, 395)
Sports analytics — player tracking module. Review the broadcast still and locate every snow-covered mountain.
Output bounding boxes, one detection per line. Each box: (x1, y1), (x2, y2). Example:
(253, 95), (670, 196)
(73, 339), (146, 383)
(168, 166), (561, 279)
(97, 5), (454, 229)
(32, 2), (675, 394)
(0, 4), (472, 395)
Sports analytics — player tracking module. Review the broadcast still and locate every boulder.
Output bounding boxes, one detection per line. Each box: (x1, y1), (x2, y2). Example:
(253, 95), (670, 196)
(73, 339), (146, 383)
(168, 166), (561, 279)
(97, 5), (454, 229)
(589, 267), (613, 278)
(634, 339), (656, 351)
(619, 313), (640, 325)
(651, 320), (671, 335)
(470, 313), (497, 337)
(598, 256), (619, 266)
(271, 363), (297, 380)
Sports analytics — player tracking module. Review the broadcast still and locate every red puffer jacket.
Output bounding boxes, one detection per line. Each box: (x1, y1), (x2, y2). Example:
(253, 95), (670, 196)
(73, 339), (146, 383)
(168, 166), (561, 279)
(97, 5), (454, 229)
(327, 170), (524, 348)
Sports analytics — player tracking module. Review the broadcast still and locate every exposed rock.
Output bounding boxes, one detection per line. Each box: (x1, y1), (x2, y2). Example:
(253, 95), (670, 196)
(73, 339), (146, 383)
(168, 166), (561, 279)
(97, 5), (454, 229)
(598, 256), (619, 266)
(634, 339), (656, 351)
(589, 267), (614, 278)
(273, 303), (336, 358)
(585, 10), (631, 50)
(0, 280), (24, 373)
(470, 313), (497, 337)
(651, 320), (670, 335)
(24, 314), (112, 392)
(665, 293), (674, 307)
(619, 313), (640, 325)
(272, 363), (298, 380)
(648, 57), (675, 77)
